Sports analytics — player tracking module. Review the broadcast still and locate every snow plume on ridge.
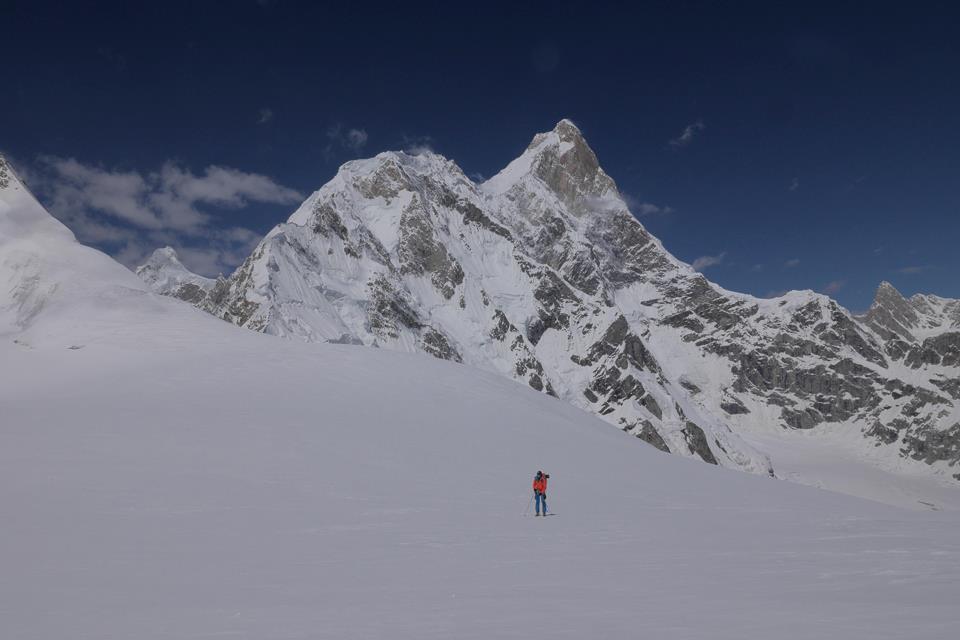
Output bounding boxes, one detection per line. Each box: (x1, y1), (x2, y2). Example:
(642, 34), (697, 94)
(31, 156), (302, 275)
(691, 252), (726, 271)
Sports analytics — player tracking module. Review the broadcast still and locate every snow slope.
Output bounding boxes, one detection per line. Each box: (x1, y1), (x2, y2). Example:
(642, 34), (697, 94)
(3, 156), (960, 639)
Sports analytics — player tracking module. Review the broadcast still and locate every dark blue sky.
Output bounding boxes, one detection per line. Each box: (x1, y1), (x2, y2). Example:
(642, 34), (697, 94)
(3, 1), (958, 310)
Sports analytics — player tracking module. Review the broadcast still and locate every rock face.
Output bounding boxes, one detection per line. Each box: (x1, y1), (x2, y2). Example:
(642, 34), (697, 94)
(137, 121), (960, 482)
(0, 156), (11, 190)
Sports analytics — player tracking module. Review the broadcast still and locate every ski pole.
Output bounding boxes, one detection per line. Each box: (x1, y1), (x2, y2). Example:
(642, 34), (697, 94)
(523, 492), (534, 516)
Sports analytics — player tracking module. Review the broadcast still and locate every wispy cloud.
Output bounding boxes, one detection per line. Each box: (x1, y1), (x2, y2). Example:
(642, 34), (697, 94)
(634, 202), (673, 215)
(789, 177), (800, 191)
(844, 174), (868, 191)
(668, 120), (705, 149)
(784, 258), (801, 268)
(257, 107), (274, 124)
(691, 251), (726, 272)
(750, 263), (764, 272)
(822, 279), (846, 295)
(620, 191), (673, 216)
(325, 124), (369, 158)
(34, 157), (303, 275)
(345, 129), (368, 150)
(897, 265), (934, 275)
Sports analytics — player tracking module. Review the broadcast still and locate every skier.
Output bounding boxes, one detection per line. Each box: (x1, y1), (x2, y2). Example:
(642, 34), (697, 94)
(532, 470), (549, 516)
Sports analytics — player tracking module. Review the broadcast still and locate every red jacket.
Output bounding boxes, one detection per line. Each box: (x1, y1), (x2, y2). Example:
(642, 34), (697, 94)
(533, 475), (547, 494)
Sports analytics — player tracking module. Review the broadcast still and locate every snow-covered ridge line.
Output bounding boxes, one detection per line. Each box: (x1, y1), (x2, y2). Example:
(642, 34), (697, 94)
(126, 120), (959, 494)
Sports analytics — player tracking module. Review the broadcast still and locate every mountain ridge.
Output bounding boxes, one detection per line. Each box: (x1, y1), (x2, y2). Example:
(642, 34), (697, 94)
(125, 124), (960, 488)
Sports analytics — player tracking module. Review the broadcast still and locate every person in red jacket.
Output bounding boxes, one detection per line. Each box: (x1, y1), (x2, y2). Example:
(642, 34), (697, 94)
(532, 470), (549, 516)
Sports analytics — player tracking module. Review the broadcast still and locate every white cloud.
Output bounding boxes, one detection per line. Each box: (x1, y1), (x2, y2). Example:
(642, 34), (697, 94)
(158, 163), (302, 209)
(784, 258), (801, 268)
(175, 233), (262, 277)
(668, 120), (705, 148)
(258, 108), (274, 124)
(34, 157), (303, 276)
(789, 177), (800, 191)
(42, 157), (160, 229)
(750, 263), (764, 272)
(691, 252), (726, 272)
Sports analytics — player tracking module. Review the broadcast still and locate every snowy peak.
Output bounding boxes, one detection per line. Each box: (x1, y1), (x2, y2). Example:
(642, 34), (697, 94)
(139, 246), (188, 274)
(861, 280), (960, 343)
(908, 292), (960, 334)
(1, 154), (150, 339)
(862, 281), (919, 341)
(0, 154), (77, 246)
(483, 119), (620, 215)
(136, 247), (214, 304)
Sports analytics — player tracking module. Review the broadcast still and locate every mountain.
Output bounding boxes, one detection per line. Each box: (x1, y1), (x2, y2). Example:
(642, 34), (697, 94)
(0, 154), (161, 342)
(135, 247), (215, 304)
(3, 152), (959, 639)
(136, 122), (960, 491)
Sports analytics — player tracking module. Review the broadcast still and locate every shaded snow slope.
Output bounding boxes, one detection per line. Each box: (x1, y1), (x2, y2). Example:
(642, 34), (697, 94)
(4, 151), (960, 639)
(137, 122), (960, 494)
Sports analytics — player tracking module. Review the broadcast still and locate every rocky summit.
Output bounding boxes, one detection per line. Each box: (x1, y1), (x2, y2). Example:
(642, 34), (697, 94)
(139, 122), (960, 484)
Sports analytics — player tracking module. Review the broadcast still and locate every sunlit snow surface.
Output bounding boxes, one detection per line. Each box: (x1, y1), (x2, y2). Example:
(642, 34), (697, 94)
(3, 158), (960, 639)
